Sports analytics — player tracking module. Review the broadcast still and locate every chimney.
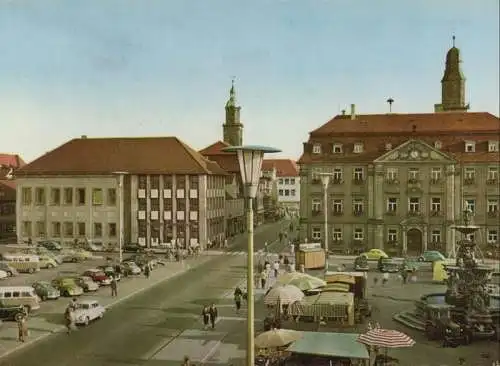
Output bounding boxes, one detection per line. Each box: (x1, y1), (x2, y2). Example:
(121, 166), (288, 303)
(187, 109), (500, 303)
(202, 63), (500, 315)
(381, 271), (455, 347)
(81, 135), (87, 139)
(350, 104), (356, 120)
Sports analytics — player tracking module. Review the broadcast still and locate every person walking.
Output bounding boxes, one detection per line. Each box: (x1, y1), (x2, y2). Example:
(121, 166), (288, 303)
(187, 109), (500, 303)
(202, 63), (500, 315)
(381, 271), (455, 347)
(382, 272), (389, 286)
(144, 264), (150, 279)
(64, 306), (75, 335)
(110, 276), (118, 297)
(201, 305), (210, 330)
(260, 270), (267, 289)
(234, 287), (243, 313)
(209, 303), (218, 330)
(182, 356), (191, 366)
(17, 315), (28, 342)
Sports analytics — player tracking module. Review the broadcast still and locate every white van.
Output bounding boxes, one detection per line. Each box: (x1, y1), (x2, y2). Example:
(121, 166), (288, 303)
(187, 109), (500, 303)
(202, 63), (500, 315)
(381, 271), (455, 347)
(0, 253), (40, 273)
(0, 286), (41, 312)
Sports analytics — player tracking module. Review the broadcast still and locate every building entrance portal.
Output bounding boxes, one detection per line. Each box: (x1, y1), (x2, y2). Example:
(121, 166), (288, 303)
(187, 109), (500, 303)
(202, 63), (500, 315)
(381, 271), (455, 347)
(406, 228), (423, 255)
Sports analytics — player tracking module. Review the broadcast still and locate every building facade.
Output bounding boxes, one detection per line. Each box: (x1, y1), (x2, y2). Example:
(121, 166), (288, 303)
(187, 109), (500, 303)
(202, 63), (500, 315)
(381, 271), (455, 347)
(0, 154), (25, 242)
(263, 159), (300, 216)
(15, 137), (226, 250)
(298, 41), (500, 256)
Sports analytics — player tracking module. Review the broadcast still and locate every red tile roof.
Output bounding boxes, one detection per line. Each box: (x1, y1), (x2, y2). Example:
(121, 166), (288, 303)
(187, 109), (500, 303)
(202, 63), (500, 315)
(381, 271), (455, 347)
(299, 112), (500, 164)
(0, 180), (16, 190)
(17, 137), (227, 176)
(262, 159), (299, 177)
(199, 140), (232, 155)
(199, 141), (241, 173)
(0, 154), (25, 168)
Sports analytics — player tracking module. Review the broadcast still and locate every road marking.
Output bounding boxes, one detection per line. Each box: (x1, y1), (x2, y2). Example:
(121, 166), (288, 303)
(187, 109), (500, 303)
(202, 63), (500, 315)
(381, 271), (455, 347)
(200, 339), (223, 363)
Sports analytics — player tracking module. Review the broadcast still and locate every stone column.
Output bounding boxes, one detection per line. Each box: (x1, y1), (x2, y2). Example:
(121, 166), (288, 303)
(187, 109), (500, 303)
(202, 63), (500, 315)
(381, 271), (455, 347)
(423, 225), (428, 251)
(367, 166), (375, 219)
(374, 165), (384, 220)
(402, 225), (408, 253)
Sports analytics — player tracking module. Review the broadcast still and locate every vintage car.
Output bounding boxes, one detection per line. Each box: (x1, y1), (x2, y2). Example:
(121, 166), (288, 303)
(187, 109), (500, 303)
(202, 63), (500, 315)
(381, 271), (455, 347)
(424, 303), (472, 345)
(83, 269), (112, 286)
(73, 299), (105, 326)
(377, 257), (399, 273)
(0, 262), (18, 277)
(97, 266), (121, 281)
(0, 270), (7, 280)
(51, 277), (84, 297)
(37, 240), (62, 252)
(360, 249), (388, 261)
(37, 255), (58, 269)
(32, 281), (60, 301)
(402, 257), (420, 272)
(60, 250), (87, 263)
(73, 276), (99, 292)
(419, 250), (446, 262)
(0, 304), (25, 322)
(121, 261), (142, 275)
(353, 256), (369, 271)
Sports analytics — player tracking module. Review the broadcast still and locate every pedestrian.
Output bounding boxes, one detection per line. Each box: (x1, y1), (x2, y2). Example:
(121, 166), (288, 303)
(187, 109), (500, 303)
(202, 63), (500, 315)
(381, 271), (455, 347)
(110, 276), (118, 297)
(234, 288), (242, 313)
(64, 306), (75, 334)
(257, 261), (263, 274)
(224, 238), (228, 248)
(382, 272), (389, 286)
(201, 305), (210, 330)
(373, 276), (379, 286)
(279, 232), (283, 243)
(260, 270), (267, 289)
(209, 303), (218, 329)
(144, 264), (150, 279)
(401, 268), (408, 285)
(17, 315), (28, 342)
(182, 355), (191, 366)
(69, 297), (77, 309)
(273, 260), (280, 278)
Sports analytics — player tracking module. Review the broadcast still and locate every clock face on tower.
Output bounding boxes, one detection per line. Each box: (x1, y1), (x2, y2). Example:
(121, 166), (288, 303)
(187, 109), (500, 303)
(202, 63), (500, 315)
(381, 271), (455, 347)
(410, 150), (419, 159)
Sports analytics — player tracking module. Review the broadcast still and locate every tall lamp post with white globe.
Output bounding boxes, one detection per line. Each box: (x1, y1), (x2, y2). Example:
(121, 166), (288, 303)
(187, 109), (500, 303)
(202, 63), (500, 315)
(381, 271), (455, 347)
(318, 172), (334, 270)
(222, 145), (281, 366)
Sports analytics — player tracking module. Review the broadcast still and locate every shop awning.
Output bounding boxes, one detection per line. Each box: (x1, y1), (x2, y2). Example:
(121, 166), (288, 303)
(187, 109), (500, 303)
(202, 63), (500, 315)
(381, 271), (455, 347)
(287, 332), (369, 359)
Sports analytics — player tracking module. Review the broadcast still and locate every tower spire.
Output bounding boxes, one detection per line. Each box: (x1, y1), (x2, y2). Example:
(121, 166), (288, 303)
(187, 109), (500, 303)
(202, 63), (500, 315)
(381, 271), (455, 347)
(226, 76), (237, 108)
(222, 78), (243, 146)
(452, 35), (456, 48)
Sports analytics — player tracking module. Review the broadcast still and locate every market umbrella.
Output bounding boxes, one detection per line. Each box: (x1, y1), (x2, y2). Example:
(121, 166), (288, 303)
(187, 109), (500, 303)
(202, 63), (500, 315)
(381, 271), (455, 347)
(264, 285), (304, 305)
(275, 272), (327, 291)
(255, 329), (303, 349)
(357, 328), (415, 348)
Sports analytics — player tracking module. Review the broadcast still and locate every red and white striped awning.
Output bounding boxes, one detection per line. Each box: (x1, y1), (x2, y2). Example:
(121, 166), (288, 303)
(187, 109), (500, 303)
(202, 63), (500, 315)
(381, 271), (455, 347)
(357, 328), (415, 348)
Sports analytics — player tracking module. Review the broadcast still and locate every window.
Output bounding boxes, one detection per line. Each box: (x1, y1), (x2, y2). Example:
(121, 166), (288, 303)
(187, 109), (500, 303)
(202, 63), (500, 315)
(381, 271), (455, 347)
(332, 168), (343, 182)
(312, 144), (321, 154)
(465, 141), (476, 152)
(312, 227), (321, 240)
(108, 223), (117, 237)
(284, 179), (290, 185)
(36, 221), (45, 236)
(333, 144), (343, 153)
(284, 189), (290, 196)
(353, 168), (364, 182)
(278, 189), (283, 196)
(434, 141), (442, 149)
(94, 223), (102, 237)
(333, 228), (342, 241)
(386, 168), (398, 181)
(49, 188), (60, 205)
(353, 199), (364, 214)
(52, 222), (61, 236)
(465, 199), (476, 213)
(431, 230), (442, 243)
(488, 167), (498, 181)
(488, 141), (499, 152)
(76, 188), (86, 205)
(387, 229), (397, 242)
(290, 178), (295, 185)
(387, 197), (397, 212)
(488, 199), (498, 213)
(353, 143), (364, 153)
(63, 188), (73, 205)
(107, 188), (117, 206)
(35, 188), (46, 205)
(408, 168), (419, 181)
(21, 188), (32, 205)
(431, 168), (442, 181)
(312, 198), (321, 212)
(353, 228), (364, 241)
(77, 222), (86, 236)
(278, 179), (283, 184)
(385, 143), (392, 151)
(431, 197), (441, 212)
(92, 189), (103, 205)
(332, 199), (343, 214)
(409, 197), (420, 213)
(63, 222), (73, 237)
(291, 189), (296, 196)
(22, 221), (32, 237)
(464, 167), (475, 180)
(488, 230), (498, 243)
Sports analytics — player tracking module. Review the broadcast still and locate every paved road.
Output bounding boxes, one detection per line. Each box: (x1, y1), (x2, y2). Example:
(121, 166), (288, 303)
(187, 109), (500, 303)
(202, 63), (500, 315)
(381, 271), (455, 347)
(0, 220), (291, 366)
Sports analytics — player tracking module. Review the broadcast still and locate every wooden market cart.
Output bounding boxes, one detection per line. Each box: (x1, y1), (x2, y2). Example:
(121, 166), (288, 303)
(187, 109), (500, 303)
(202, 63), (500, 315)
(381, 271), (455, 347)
(295, 243), (326, 270)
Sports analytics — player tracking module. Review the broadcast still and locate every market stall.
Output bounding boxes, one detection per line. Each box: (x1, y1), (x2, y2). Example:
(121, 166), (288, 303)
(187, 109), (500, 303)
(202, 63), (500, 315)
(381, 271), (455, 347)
(289, 291), (354, 326)
(295, 243), (326, 270)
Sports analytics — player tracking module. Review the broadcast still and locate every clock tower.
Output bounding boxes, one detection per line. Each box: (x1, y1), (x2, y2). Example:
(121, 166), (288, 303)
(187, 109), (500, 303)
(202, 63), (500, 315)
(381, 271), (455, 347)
(222, 79), (244, 146)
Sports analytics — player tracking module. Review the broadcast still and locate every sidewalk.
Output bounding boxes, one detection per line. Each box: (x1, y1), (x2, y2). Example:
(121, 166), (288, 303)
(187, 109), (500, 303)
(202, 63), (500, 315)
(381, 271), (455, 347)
(0, 254), (213, 360)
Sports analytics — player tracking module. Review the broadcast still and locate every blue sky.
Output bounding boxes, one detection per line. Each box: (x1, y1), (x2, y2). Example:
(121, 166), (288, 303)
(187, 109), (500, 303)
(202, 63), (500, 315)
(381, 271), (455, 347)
(1, 0), (499, 162)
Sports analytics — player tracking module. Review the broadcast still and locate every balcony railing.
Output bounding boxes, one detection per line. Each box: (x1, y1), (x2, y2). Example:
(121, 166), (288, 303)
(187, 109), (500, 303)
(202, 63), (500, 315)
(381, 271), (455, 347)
(332, 210), (344, 216)
(312, 210), (322, 216)
(487, 178), (498, 185)
(464, 178), (476, 185)
(385, 178), (399, 185)
(353, 177), (365, 185)
(332, 178), (344, 185)
(430, 210), (443, 217)
(408, 178), (420, 184)
(385, 210), (397, 216)
(353, 210), (364, 217)
(408, 210), (421, 216)
(488, 211), (498, 218)
(430, 178), (443, 185)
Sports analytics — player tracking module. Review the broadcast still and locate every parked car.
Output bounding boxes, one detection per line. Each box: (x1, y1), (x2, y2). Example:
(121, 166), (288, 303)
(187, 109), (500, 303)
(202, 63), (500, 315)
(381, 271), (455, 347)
(402, 257), (421, 272)
(360, 249), (389, 261)
(37, 240), (62, 251)
(0, 304), (25, 322)
(0, 263), (18, 277)
(73, 276), (99, 292)
(126, 254), (160, 268)
(83, 269), (111, 286)
(97, 266), (121, 281)
(60, 250), (87, 263)
(121, 261), (142, 275)
(32, 281), (60, 301)
(73, 299), (105, 326)
(123, 243), (144, 253)
(73, 248), (93, 260)
(0, 270), (7, 280)
(37, 255), (58, 269)
(378, 257), (400, 273)
(419, 250), (446, 262)
(51, 277), (84, 297)
(353, 256), (370, 271)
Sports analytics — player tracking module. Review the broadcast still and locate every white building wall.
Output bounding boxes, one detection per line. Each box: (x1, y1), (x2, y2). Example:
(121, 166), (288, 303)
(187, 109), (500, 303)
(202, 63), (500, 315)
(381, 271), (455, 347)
(276, 176), (300, 208)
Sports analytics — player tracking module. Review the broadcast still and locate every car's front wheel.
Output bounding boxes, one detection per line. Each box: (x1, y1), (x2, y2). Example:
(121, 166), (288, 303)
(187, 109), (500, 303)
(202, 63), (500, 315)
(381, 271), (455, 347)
(418, 257), (425, 262)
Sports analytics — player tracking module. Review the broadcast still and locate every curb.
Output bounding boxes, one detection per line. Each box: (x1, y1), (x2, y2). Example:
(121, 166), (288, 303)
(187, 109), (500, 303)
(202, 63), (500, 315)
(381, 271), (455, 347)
(371, 294), (416, 302)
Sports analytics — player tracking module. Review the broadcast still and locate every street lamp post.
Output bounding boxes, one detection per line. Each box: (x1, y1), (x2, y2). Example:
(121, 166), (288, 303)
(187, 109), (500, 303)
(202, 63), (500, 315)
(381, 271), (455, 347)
(222, 145), (280, 366)
(112, 171), (129, 263)
(319, 173), (333, 270)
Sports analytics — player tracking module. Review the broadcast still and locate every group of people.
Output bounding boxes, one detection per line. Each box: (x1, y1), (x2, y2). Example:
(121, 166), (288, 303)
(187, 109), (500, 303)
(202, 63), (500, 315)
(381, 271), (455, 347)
(201, 304), (218, 330)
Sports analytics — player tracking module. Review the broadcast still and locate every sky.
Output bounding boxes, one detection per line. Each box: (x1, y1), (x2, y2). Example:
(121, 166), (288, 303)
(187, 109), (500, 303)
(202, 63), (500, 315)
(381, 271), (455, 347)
(1, 0), (499, 163)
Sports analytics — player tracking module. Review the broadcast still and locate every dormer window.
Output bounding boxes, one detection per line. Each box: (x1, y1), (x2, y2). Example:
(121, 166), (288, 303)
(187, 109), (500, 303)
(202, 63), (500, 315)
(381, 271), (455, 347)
(353, 143), (364, 154)
(434, 141), (442, 149)
(385, 143), (392, 151)
(333, 144), (343, 154)
(312, 143), (321, 154)
(464, 141), (475, 153)
(488, 141), (499, 152)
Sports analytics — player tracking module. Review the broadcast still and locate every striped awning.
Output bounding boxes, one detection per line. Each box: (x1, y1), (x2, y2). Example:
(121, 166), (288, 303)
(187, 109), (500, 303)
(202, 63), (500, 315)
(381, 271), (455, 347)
(357, 328), (415, 348)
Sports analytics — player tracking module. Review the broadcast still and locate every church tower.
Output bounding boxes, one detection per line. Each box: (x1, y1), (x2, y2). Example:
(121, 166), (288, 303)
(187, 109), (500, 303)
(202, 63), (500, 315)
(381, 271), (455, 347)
(222, 80), (243, 146)
(435, 36), (470, 112)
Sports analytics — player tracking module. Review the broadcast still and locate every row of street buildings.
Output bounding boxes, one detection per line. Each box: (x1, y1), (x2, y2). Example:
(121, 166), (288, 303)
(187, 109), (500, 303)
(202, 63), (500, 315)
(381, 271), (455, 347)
(2, 40), (499, 255)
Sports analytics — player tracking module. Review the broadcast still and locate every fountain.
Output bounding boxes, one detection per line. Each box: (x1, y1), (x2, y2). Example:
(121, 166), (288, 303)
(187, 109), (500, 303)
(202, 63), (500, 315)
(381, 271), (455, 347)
(394, 210), (499, 340)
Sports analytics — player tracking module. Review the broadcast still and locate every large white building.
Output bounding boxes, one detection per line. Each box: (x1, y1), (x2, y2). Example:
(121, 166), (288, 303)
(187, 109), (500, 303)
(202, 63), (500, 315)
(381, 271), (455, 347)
(262, 159), (300, 216)
(15, 136), (227, 250)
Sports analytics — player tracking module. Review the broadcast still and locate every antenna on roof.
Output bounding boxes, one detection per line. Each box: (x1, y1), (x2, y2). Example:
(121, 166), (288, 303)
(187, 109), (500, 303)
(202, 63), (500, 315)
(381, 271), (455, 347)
(386, 98), (394, 113)
(452, 34), (456, 47)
